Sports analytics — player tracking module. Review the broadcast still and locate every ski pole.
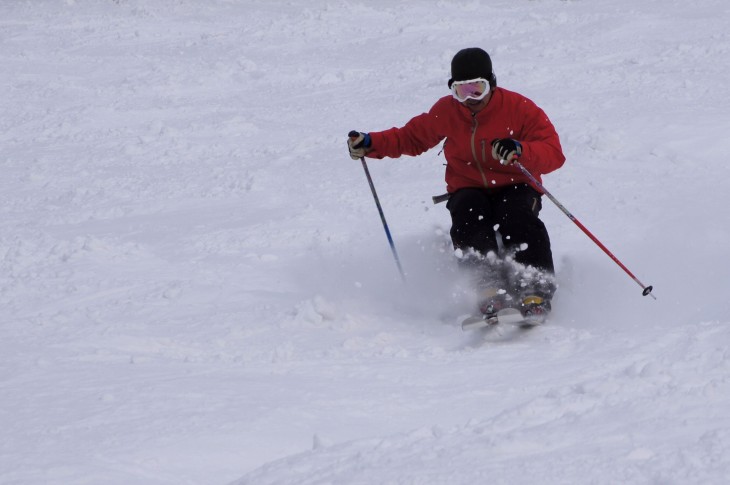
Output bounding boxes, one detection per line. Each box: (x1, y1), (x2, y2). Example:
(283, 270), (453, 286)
(513, 161), (655, 299)
(348, 132), (406, 282)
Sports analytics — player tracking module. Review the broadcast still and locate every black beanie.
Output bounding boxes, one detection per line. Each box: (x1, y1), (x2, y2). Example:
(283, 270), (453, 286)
(448, 47), (493, 88)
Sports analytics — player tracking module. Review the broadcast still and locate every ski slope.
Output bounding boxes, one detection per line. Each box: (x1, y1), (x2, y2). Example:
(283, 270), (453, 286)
(2, 1), (729, 484)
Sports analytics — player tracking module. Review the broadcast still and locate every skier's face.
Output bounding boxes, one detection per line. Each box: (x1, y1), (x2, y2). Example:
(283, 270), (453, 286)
(451, 78), (490, 102)
(462, 90), (492, 112)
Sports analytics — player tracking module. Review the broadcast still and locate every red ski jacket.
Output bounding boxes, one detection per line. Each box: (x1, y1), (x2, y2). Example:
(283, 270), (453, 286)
(367, 87), (565, 193)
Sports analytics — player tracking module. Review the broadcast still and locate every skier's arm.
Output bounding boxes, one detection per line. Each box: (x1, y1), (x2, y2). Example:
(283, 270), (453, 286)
(365, 102), (447, 159)
(514, 101), (565, 175)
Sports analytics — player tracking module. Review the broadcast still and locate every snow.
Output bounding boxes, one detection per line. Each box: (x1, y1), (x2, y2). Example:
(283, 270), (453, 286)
(2, 0), (729, 484)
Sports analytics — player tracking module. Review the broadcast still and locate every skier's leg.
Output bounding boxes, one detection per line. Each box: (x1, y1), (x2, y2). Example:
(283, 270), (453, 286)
(447, 188), (512, 314)
(446, 188), (499, 257)
(495, 184), (556, 299)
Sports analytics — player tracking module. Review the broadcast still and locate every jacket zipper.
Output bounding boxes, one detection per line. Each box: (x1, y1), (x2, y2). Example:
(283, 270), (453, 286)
(469, 113), (490, 188)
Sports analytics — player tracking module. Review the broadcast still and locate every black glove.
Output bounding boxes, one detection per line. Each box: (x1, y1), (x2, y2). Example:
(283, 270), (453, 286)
(491, 138), (522, 165)
(347, 130), (372, 160)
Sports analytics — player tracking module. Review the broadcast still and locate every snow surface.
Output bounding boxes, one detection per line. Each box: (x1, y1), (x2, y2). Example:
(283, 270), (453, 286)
(2, 1), (730, 484)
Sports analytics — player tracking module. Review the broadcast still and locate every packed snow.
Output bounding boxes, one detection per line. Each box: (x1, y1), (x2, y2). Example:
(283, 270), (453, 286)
(2, 1), (730, 484)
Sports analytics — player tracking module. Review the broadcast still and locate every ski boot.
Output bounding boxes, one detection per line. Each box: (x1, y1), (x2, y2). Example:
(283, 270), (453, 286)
(519, 294), (551, 325)
(478, 286), (515, 324)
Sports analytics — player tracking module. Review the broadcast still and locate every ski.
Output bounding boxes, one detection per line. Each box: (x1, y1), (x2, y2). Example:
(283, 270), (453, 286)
(460, 307), (546, 331)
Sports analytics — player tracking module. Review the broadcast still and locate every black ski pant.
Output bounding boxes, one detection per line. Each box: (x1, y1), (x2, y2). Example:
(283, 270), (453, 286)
(446, 184), (554, 274)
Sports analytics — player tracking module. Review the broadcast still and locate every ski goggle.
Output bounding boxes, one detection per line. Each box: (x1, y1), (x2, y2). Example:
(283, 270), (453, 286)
(450, 78), (490, 102)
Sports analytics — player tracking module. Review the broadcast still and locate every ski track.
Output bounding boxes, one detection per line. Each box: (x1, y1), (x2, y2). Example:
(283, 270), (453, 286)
(1, 1), (729, 484)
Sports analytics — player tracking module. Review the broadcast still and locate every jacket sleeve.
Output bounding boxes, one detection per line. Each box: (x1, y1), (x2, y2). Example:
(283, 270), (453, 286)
(365, 99), (448, 159)
(515, 99), (565, 175)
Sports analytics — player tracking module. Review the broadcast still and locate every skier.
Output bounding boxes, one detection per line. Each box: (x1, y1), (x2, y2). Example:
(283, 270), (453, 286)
(347, 47), (565, 321)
